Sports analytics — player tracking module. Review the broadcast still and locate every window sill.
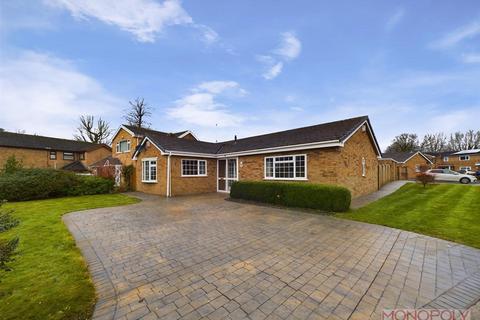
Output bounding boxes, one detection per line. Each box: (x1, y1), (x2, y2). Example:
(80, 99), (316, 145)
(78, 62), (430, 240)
(181, 175), (208, 178)
(263, 178), (308, 181)
(142, 180), (157, 183)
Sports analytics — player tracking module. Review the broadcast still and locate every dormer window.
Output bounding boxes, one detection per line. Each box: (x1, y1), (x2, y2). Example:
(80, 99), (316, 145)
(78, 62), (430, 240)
(116, 140), (131, 153)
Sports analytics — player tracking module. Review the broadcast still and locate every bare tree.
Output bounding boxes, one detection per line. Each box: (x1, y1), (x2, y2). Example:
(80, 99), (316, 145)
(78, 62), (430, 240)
(74, 115), (112, 144)
(124, 97), (152, 128)
(420, 133), (447, 153)
(385, 133), (420, 153)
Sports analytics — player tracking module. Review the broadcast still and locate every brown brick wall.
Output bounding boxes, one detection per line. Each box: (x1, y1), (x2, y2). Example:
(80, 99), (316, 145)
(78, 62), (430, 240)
(434, 154), (480, 171)
(170, 156), (217, 196)
(111, 128), (142, 166)
(238, 128), (379, 198)
(134, 144), (166, 196)
(397, 153), (432, 180)
(0, 146), (109, 170)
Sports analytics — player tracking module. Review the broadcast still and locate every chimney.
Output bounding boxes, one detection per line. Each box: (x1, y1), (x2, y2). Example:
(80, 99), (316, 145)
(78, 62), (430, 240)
(234, 135), (237, 143)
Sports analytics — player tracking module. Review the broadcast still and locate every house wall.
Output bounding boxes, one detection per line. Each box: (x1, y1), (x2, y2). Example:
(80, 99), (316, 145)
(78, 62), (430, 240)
(0, 146), (105, 170)
(378, 159), (398, 187)
(170, 156), (217, 196)
(434, 154), (480, 171)
(111, 128), (141, 166)
(134, 143), (166, 196)
(398, 153), (431, 180)
(237, 128), (379, 198)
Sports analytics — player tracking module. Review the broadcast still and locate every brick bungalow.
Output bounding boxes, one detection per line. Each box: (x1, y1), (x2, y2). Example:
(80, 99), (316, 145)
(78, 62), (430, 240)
(428, 149), (480, 172)
(0, 131), (111, 172)
(110, 116), (383, 198)
(380, 151), (433, 180)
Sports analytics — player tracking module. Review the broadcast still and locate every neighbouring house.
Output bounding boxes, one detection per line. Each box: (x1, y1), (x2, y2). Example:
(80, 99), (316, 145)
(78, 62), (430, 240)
(380, 151), (433, 180)
(109, 116), (383, 198)
(0, 131), (111, 172)
(428, 149), (480, 172)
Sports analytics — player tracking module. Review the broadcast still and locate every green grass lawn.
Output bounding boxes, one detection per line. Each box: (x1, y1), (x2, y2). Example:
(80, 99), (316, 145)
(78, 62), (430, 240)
(0, 194), (139, 320)
(336, 183), (480, 248)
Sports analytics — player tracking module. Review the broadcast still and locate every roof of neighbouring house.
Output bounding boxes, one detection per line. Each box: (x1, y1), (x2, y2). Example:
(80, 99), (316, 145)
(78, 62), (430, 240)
(382, 151), (433, 164)
(0, 131), (111, 152)
(452, 149), (480, 155)
(62, 161), (89, 172)
(90, 156), (122, 167)
(130, 115), (380, 157)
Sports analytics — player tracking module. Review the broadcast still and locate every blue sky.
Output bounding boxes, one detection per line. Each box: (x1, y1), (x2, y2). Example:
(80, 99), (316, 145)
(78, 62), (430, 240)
(0, 0), (479, 150)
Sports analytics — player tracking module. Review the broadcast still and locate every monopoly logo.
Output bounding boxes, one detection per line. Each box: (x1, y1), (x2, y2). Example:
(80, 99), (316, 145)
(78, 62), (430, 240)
(382, 309), (471, 320)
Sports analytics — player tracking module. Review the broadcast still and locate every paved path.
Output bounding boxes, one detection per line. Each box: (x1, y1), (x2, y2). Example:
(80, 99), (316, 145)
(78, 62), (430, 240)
(64, 193), (480, 320)
(350, 181), (411, 209)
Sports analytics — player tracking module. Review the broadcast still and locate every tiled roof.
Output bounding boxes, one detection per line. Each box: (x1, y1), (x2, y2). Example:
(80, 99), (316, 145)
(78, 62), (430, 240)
(0, 131), (110, 152)
(62, 161), (89, 172)
(382, 151), (432, 163)
(453, 149), (480, 155)
(128, 115), (375, 156)
(90, 156), (122, 167)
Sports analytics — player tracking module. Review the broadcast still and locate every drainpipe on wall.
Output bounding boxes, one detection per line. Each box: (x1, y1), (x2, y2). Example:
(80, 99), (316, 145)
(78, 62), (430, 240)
(166, 152), (172, 197)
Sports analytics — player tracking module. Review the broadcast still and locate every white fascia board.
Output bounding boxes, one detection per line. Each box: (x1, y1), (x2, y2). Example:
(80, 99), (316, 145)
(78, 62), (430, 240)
(166, 151), (217, 158)
(177, 131), (199, 140)
(132, 136), (165, 160)
(341, 120), (382, 156)
(403, 151), (433, 164)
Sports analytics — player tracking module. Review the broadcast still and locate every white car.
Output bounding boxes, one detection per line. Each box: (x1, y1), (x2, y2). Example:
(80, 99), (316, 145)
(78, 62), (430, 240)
(426, 169), (478, 184)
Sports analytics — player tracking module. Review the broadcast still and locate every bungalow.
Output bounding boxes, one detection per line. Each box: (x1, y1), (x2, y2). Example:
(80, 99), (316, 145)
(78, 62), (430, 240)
(109, 116), (383, 198)
(380, 151), (433, 180)
(0, 131), (111, 172)
(428, 149), (480, 172)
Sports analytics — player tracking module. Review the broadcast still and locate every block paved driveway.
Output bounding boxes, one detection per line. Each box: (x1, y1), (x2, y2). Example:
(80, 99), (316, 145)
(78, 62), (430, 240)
(64, 193), (480, 320)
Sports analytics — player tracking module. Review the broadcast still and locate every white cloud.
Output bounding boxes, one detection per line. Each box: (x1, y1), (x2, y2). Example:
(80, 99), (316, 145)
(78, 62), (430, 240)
(257, 31), (301, 80)
(461, 53), (480, 64)
(274, 31), (301, 60)
(385, 8), (405, 31)
(45, 0), (217, 43)
(0, 51), (121, 138)
(430, 20), (480, 49)
(166, 81), (246, 127)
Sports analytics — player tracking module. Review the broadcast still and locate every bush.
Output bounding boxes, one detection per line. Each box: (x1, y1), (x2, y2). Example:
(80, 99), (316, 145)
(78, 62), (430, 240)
(0, 169), (115, 201)
(0, 201), (19, 232)
(2, 155), (23, 174)
(230, 181), (351, 212)
(416, 172), (435, 188)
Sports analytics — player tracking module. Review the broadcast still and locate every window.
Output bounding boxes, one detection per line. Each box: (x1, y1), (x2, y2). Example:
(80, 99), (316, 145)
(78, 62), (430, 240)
(443, 156), (449, 162)
(79, 152), (85, 160)
(181, 159), (207, 176)
(460, 166), (471, 171)
(116, 140), (131, 153)
(63, 152), (74, 160)
(415, 164), (421, 172)
(362, 157), (367, 176)
(264, 154), (306, 180)
(142, 158), (157, 182)
(459, 155), (470, 161)
(49, 151), (57, 160)
(430, 169), (443, 173)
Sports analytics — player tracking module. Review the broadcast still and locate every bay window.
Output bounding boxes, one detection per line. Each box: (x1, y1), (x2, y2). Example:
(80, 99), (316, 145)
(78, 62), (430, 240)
(142, 158), (157, 183)
(182, 159), (207, 176)
(264, 154), (306, 180)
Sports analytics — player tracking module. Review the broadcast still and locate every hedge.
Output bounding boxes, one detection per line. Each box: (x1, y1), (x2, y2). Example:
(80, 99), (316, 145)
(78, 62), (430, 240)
(0, 169), (114, 201)
(230, 181), (351, 212)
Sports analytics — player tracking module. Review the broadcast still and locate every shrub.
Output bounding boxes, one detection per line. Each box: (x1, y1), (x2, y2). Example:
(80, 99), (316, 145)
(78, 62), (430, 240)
(230, 181), (351, 212)
(2, 155), (23, 174)
(416, 172), (435, 188)
(0, 201), (19, 232)
(0, 169), (115, 201)
(0, 237), (19, 271)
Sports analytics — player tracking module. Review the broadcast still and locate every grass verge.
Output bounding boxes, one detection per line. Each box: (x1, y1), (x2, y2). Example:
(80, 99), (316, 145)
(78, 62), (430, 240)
(336, 183), (480, 248)
(0, 194), (139, 320)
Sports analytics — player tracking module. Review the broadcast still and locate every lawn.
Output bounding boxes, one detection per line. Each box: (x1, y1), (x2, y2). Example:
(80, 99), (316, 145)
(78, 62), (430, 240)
(0, 194), (139, 320)
(336, 183), (480, 248)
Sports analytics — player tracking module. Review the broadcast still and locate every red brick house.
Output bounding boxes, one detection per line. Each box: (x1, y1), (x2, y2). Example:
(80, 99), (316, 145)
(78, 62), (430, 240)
(109, 116), (383, 198)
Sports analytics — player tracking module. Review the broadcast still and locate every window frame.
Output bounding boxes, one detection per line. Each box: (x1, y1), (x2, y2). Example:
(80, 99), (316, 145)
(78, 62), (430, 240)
(116, 139), (131, 153)
(459, 155), (470, 161)
(264, 154), (307, 181)
(181, 159), (208, 177)
(79, 152), (85, 160)
(49, 151), (57, 160)
(460, 166), (472, 171)
(141, 157), (157, 183)
(63, 152), (74, 160)
(443, 156), (449, 162)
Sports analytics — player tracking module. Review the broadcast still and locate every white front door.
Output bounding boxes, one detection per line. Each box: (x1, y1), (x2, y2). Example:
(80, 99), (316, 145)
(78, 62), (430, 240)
(217, 158), (238, 192)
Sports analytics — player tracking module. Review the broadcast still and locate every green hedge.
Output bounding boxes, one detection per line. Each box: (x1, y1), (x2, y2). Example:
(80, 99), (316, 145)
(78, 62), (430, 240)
(230, 181), (351, 212)
(0, 169), (114, 201)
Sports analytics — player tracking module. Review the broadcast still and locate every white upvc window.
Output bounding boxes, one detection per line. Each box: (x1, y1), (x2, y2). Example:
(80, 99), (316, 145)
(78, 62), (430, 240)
(181, 159), (207, 177)
(459, 155), (470, 161)
(460, 166), (471, 171)
(142, 158), (157, 183)
(264, 154), (307, 180)
(362, 157), (367, 176)
(443, 156), (449, 162)
(116, 140), (131, 153)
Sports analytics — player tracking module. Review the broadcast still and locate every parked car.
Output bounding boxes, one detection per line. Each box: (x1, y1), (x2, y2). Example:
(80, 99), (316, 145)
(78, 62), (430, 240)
(426, 169), (478, 184)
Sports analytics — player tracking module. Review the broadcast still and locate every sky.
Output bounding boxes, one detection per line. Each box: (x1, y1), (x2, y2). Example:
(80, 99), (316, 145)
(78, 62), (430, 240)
(0, 0), (479, 151)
